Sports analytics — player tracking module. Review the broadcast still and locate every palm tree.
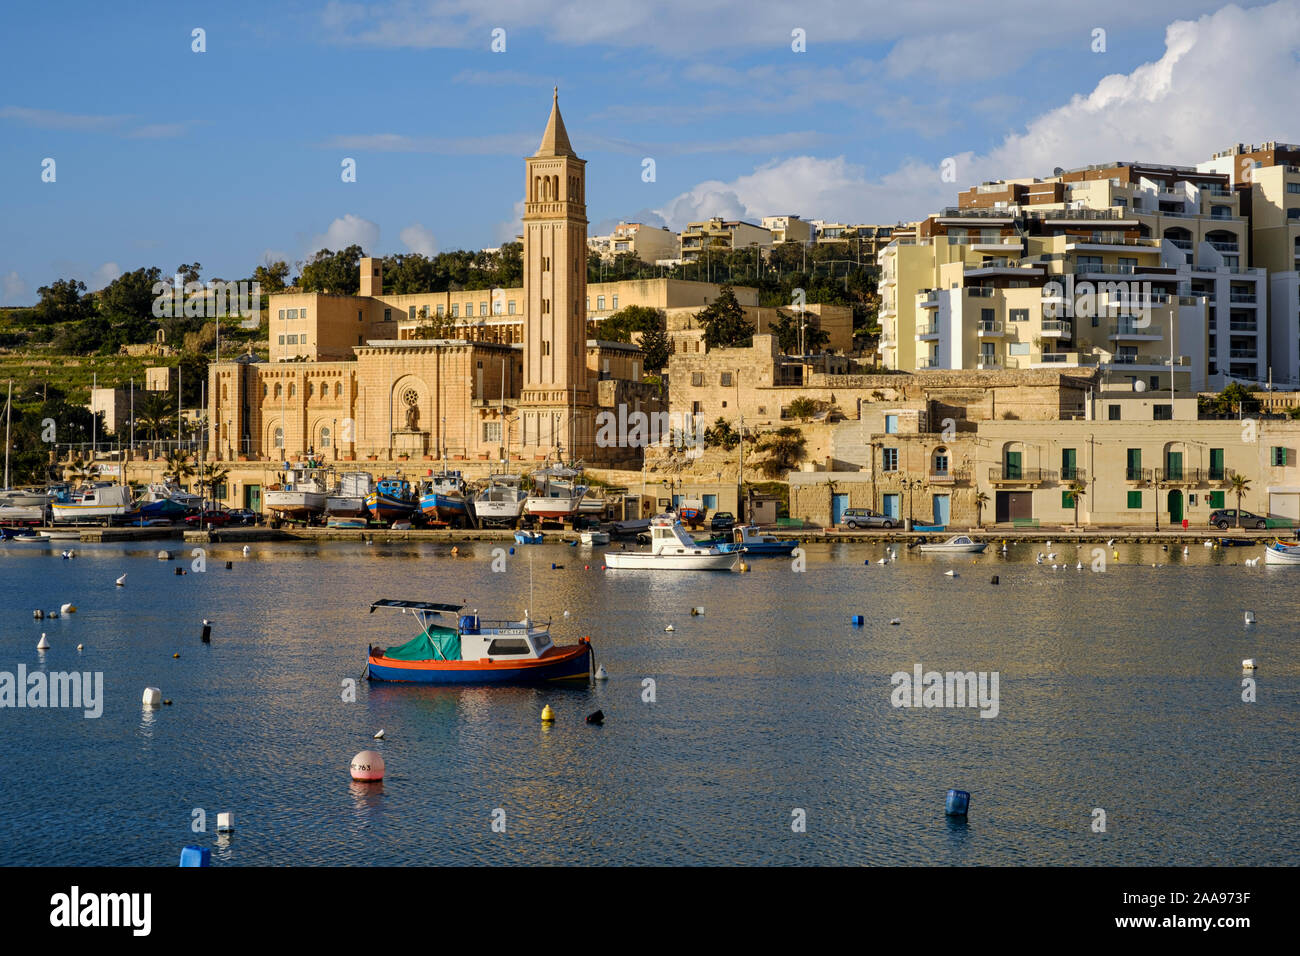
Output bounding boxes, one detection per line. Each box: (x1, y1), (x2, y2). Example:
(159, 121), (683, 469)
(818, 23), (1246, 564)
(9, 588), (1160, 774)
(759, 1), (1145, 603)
(195, 462), (229, 509)
(165, 449), (195, 494)
(64, 455), (99, 486)
(1065, 480), (1086, 529)
(973, 491), (989, 529)
(136, 391), (174, 443)
(1228, 472), (1251, 527)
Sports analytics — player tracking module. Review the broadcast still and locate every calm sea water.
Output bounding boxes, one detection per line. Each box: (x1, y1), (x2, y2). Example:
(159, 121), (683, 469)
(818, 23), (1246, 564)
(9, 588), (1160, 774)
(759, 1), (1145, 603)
(0, 536), (1295, 866)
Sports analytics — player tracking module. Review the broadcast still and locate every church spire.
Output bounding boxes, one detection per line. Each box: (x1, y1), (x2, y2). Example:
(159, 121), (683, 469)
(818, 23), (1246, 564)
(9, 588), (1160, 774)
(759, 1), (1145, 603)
(535, 86), (577, 158)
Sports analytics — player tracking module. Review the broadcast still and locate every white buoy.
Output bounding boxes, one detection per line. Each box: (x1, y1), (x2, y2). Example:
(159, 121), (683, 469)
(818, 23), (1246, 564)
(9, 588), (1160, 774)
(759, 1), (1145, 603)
(142, 687), (162, 707)
(350, 750), (384, 781)
(1047, 553), (1057, 561)
(691, 606), (705, 616)
(877, 558), (887, 565)
(242, 545), (250, 555)
(216, 812), (234, 832)
(1244, 610), (1256, 624)
(77, 643), (83, 651)
(60, 603), (76, 614)
(595, 663), (608, 680)
(889, 618), (902, 626)
(1076, 562), (1082, 570)
(1242, 658), (1257, 671)
(1183, 546), (1189, 555)
(664, 624), (675, 632)
(115, 573), (127, 587)
(563, 610), (570, 618)
(373, 729), (385, 740)
(945, 570), (958, 577)
(1204, 539), (1213, 547)
(157, 550), (170, 560)
(37, 633), (49, 650)
(1046, 541), (1052, 548)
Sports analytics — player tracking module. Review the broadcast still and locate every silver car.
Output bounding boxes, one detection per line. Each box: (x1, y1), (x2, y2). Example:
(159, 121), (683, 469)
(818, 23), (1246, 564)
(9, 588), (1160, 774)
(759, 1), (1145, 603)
(842, 508), (896, 529)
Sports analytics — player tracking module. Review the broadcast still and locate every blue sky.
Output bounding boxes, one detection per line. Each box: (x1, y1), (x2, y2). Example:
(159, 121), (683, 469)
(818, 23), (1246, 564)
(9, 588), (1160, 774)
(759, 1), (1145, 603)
(2, 0), (1298, 305)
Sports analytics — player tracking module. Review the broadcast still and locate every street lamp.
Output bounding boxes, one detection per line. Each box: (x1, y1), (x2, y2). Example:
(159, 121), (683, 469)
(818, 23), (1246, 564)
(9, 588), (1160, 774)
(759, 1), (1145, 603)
(901, 475), (925, 529)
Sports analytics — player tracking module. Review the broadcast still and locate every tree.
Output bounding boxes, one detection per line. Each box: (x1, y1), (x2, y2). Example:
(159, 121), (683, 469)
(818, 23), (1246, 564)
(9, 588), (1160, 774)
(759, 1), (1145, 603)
(1065, 480), (1086, 528)
(252, 260), (290, 294)
(704, 418), (739, 451)
(639, 323), (670, 373)
(787, 397), (818, 421)
(412, 308), (459, 340)
(695, 285), (754, 349)
(1228, 472), (1251, 526)
(64, 455), (100, 485)
(755, 426), (806, 478)
(195, 461), (229, 509)
(298, 245), (365, 294)
(973, 491), (989, 529)
(601, 304), (664, 343)
(137, 391), (175, 442)
(32, 278), (92, 325)
(176, 263), (203, 285)
(772, 309), (830, 355)
(165, 448), (195, 484)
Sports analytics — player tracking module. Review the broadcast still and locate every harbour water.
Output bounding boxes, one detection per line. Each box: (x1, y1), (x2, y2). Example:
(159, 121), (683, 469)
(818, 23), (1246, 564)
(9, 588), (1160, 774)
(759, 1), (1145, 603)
(1, 538), (1296, 866)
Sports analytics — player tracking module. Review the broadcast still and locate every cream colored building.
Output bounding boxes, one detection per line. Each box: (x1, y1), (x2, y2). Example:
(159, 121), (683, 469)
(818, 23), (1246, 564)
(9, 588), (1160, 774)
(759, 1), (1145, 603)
(680, 218), (773, 262)
(588, 221), (679, 263)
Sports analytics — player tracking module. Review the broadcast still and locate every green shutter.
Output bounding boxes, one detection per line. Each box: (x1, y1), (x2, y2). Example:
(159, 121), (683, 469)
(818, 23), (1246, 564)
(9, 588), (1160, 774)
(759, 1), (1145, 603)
(1210, 491), (1225, 508)
(1166, 451), (1182, 480)
(1005, 450), (1022, 479)
(1127, 490), (1143, 509)
(1061, 448), (1076, 480)
(1062, 491), (1074, 508)
(1209, 448), (1224, 480)
(1126, 448), (1141, 479)
(1272, 446), (1288, 466)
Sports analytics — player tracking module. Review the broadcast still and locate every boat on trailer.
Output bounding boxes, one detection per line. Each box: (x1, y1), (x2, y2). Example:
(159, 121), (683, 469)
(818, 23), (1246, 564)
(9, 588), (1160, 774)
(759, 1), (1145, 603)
(365, 599), (594, 684)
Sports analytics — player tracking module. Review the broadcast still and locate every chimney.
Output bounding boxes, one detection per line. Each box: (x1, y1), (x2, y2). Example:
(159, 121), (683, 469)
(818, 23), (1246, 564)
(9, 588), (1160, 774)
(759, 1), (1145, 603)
(360, 257), (382, 297)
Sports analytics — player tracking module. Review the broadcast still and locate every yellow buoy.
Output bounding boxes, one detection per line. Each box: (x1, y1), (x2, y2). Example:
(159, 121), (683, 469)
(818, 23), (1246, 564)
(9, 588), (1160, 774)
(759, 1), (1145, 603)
(739, 561), (749, 573)
(1112, 550), (1118, 560)
(541, 704), (555, 723)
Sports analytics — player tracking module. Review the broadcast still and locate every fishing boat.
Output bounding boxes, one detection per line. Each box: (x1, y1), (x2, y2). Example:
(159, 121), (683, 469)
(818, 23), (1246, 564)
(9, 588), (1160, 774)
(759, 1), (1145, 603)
(579, 529), (610, 546)
(514, 529), (544, 544)
(50, 482), (133, 523)
(327, 515), (368, 529)
(676, 499), (706, 528)
(140, 479), (203, 511)
(473, 473), (527, 527)
(265, 464), (328, 521)
(916, 534), (988, 554)
(523, 465), (587, 521)
(578, 493), (607, 516)
(603, 514), (740, 571)
(365, 477), (417, 524)
(365, 599), (594, 684)
(716, 524), (798, 556)
(418, 469), (468, 524)
(1263, 541), (1300, 565)
(326, 471), (373, 517)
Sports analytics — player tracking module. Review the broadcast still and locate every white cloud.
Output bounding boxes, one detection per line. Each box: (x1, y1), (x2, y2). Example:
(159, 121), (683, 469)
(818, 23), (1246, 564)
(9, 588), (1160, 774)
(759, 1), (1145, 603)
(2, 271), (26, 303)
(656, 2), (1300, 225)
(494, 201), (526, 245)
(91, 262), (121, 290)
(310, 214), (380, 253)
(400, 224), (438, 257)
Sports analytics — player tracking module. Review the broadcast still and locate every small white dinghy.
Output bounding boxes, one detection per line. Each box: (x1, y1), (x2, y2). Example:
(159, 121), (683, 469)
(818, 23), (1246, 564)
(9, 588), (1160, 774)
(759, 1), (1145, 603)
(916, 534), (988, 554)
(579, 529), (610, 546)
(1263, 541), (1300, 565)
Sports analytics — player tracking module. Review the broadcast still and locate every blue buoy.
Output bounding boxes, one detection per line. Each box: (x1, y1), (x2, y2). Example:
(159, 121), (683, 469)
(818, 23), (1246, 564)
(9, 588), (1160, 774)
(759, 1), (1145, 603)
(850, 615), (864, 626)
(179, 845), (211, 867)
(509, 547), (515, 555)
(945, 789), (970, 817)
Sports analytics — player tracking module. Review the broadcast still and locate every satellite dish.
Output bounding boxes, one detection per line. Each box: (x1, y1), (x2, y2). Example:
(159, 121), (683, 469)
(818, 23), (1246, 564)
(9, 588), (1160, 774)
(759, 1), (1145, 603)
(1053, 167), (1063, 177)
(1134, 380), (1147, 392)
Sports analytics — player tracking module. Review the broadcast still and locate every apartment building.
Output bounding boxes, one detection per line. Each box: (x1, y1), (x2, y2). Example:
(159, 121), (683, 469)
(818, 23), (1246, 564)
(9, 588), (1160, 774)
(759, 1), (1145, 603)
(1200, 143), (1300, 387)
(587, 221), (680, 263)
(761, 215), (815, 243)
(679, 218), (773, 262)
(878, 205), (1200, 390)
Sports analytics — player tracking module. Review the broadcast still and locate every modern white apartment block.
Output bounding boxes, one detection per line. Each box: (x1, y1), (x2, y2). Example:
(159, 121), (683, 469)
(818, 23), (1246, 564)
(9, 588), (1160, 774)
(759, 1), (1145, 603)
(587, 221), (680, 263)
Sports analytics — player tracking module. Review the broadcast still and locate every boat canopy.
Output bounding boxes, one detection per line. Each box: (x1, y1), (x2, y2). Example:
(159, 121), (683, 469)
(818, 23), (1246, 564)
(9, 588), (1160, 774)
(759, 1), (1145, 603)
(370, 599), (463, 613)
(383, 623), (462, 661)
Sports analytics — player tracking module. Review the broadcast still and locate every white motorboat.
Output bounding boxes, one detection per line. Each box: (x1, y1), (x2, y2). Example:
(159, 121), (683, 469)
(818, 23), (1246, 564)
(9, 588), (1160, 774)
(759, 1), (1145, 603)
(1263, 541), (1300, 565)
(603, 514), (739, 571)
(473, 473), (527, 526)
(140, 479), (203, 510)
(523, 465), (587, 521)
(579, 529), (610, 546)
(265, 464), (328, 520)
(50, 482), (133, 523)
(0, 489), (47, 523)
(915, 534), (988, 554)
(326, 471), (373, 517)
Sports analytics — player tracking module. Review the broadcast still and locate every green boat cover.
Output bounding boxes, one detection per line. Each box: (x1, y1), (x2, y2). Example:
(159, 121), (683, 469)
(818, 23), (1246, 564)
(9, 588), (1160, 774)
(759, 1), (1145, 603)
(384, 625), (461, 661)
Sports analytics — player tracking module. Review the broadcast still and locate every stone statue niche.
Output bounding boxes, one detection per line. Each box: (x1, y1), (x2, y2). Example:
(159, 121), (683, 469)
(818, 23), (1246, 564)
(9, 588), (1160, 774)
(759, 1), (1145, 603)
(405, 402), (419, 431)
(393, 386), (427, 457)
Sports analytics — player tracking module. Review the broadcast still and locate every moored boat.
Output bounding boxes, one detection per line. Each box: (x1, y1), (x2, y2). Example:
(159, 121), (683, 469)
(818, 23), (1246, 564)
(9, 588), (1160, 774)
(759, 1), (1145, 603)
(265, 465), (328, 521)
(365, 599), (594, 684)
(514, 530), (544, 544)
(523, 465), (586, 521)
(717, 524), (797, 556)
(418, 470), (468, 524)
(1263, 541), (1300, 565)
(676, 499), (705, 528)
(579, 529), (610, 545)
(50, 482), (133, 523)
(366, 477), (417, 524)
(326, 471), (373, 517)
(473, 473), (527, 527)
(603, 514), (739, 571)
(916, 534), (988, 554)
(327, 515), (368, 529)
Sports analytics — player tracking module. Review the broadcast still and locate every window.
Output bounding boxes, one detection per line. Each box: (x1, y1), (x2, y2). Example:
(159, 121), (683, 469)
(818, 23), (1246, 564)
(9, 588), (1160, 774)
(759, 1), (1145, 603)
(1288, 182), (1300, 194)
(320, 426), (331, 448)
(1126, 448), (1142, 480)
(1210, 491), (1225, 509)
(483, 422), (502, 443)
(480, 302), (488, 316)
(882, 448), (899, 472)
(436, 304), (444, 316)
(1153, 404), (1173, 420)
(612, 295), (619, 310)
(933, 449), (948, 474)
(1108, 405), (1121, 421)
(408, 306), (416, 319)
(691, 372), (703, 387)
(1061, 448), (1077, 480)
(597, 295), (606, 310)
(452, 304), (459, 317)
(884, 414), (898, 434)
(1209, 448), (1225, 481)
(1062, 491), (1076, 508)
(1149, 376), (1159, 391)
(487, 638), (531, 656)
(720, 372), (733, 387)
(274, 427), (284, 449)
(508, 301), (516, 315)
(981, 308), (994, 323)
(278, 309), (285, 320)
(1127, 490), (1143, 509)
(288, 309), (298, 319)
(1009, 308), (1028, 322)
(357, 310), (363, 322)
(287, 334), (298, 345)
(1271, 446), (1288, 466)
(384, 308), (392, 322)
(335, 383), (342, 398)
(277, 335), (285, 345)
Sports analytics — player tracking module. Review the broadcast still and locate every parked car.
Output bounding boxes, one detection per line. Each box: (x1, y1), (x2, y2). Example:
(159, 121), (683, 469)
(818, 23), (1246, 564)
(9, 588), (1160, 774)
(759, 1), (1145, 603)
(185, 510), (234, 527)
(710, 512), (736, 533)
(842, 508), (896, 529)
(226, 509), (259, 525)
(1209, 508), (1267, 530)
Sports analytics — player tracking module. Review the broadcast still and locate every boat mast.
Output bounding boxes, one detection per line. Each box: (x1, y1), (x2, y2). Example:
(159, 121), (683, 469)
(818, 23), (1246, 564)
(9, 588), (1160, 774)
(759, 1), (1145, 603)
(3, 379), (11, 489)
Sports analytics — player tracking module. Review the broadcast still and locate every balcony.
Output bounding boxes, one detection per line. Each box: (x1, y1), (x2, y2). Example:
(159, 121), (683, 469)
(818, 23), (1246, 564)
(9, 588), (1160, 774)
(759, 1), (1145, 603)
(928, 467), (971, 485)
(1155, 467), (1203, 485)
(1040, 319), (1071, 337)
(1110, 322), (1163, 341)
(916, 323), (940, 340)
(1126, 467), (1151, 483)
(1229, 293), (1257, 304)
(1209, 241), (1240, 253)
(1059, 467), (1087, 483)
(917, 356), (939, 369)
(988, 466), (1053, 485)
(1166, 238), (1193, 250)
(965, 286), (996, 298)
(1229, 350), (1259, 359)
(977, 320), (1004, 337)
(918, 290), (941, 309)
(1228, 322), (1258, 333)
(976, 356), (1002, 370)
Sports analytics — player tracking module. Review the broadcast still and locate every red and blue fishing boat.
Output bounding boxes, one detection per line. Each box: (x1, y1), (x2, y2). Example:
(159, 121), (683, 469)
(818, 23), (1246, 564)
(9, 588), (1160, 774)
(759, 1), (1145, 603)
(365, 599), (594, 684)
(366, 477), (416, 524)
